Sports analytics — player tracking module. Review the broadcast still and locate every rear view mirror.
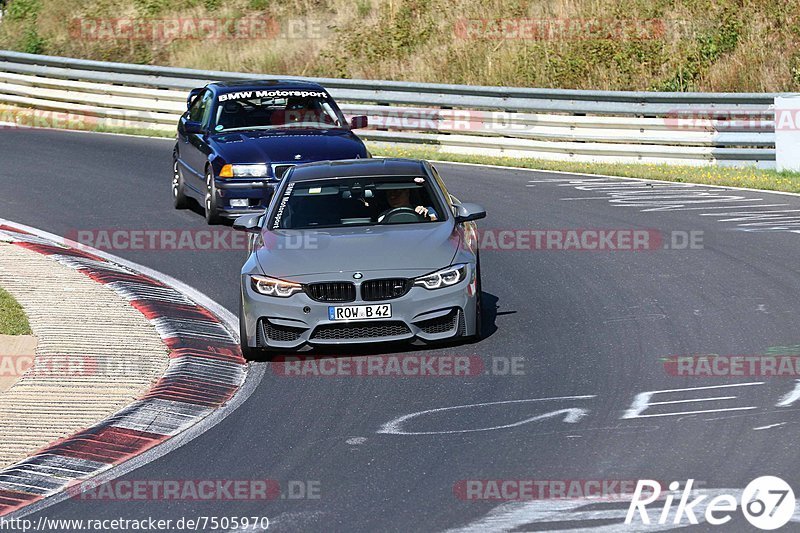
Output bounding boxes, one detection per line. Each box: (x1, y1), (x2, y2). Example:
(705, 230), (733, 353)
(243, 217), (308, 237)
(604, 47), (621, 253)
(233, 214), (262, 233)
(454, 203), (486, 223)
(184, 120), (203, 134)
(350, 115), (368, 129)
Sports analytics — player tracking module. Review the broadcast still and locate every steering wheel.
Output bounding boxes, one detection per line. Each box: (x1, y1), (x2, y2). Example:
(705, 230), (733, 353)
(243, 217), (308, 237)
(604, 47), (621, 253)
(379, 207), (425, 224)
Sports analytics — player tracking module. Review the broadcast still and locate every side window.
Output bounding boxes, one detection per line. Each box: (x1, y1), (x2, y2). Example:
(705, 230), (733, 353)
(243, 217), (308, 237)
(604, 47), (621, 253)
(200, 91), (214, 126)
(187, 92), (204, 122)
(188, 90), (212, 124)
(430, 165), (456, 207)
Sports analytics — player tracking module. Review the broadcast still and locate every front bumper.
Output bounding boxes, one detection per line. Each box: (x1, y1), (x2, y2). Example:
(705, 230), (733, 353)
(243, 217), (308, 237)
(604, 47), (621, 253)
(215, 178), (276, 218)
(240, 268), (477, 349)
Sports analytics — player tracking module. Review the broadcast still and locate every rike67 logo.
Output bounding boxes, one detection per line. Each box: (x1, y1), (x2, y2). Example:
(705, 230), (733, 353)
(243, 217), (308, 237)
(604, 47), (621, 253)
(626, 477), (796, 530)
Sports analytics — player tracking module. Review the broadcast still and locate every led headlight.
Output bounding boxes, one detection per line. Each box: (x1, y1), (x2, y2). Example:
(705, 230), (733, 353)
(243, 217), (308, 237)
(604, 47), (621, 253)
(220, 164), (269, 178)
(414, 264), (468, 290)
(251, 275), (303, 297)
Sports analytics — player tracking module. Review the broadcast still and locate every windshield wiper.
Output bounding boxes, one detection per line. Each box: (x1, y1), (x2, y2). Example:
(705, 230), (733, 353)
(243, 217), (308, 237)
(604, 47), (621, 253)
(218, 124), (342, 133)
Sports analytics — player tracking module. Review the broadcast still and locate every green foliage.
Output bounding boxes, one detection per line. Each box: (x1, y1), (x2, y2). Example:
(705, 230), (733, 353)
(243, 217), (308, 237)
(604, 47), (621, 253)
(653, 9), (742, 91)
(0, 287), (31, 336)
(0, 0), (797, 91)
(355, 0), (371, 17)
(337, 0), (436, 64)
(5, 0), (41, 21)
(791, 54), (800, 88)
(131, 0), (174, 16)
(19, 26), (45, 53)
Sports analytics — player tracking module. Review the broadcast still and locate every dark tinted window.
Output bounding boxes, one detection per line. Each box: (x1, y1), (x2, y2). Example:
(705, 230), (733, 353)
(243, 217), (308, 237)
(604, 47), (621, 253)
(213, 91), (344, 132)
(270, 176), (446, 230)
(187, 90), (208, 123)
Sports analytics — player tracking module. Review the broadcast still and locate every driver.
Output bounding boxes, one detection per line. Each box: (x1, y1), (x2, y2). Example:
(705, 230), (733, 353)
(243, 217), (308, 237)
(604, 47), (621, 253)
(285, 97), (325, 124)
(378, 188), (438, 222)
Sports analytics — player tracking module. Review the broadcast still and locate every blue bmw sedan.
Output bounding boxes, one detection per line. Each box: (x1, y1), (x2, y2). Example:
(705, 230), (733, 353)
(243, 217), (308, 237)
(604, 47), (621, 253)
(172, 80), (369, 224)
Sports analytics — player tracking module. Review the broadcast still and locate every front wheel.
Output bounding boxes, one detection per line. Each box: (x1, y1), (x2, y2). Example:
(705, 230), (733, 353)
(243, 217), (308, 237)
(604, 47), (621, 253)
(239, 297), (259, 361)
(172, 156), (189, 209)
(470, 258), (483, 342)
(204, 168), (223, 225)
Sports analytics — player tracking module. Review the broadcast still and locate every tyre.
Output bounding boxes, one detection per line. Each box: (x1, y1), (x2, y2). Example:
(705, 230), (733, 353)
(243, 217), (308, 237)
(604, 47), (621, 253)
(204, 167), (223, 225)
(239, 298), (259, 361)
(172, 155), (189, 209)
(470, 257), (483, 342)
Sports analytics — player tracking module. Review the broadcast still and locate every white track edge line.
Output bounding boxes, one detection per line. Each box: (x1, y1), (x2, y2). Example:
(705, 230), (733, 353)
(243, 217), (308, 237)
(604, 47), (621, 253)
(426, 159), (800, 199)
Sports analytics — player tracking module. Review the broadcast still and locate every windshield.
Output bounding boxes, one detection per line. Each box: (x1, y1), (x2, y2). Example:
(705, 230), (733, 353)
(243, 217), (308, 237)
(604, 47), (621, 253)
(213, 90), (345, 132)
(270, 175), (446, 230)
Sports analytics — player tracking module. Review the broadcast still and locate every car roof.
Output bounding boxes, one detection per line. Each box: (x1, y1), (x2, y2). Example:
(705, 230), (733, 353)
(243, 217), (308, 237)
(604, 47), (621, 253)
(288, 159), (429, 182)
(208, 79), (327, 92)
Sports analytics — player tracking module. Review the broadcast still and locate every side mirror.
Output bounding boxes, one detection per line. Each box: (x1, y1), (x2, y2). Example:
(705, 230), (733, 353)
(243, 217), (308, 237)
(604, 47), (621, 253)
(233, 214), (262, 233)
(350, 115), (368, 129)
(184, 120), (204, 134)
(187, 88), (204, 109)
(454, 202), (486, 223)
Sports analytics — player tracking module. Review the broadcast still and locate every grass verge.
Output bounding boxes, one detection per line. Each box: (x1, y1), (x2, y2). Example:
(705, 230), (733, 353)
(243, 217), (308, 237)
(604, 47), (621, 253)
(0, 286), (31, 336)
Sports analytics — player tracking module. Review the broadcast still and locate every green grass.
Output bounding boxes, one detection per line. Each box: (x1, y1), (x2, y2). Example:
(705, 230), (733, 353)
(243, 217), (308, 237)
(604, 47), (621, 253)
(372, 145), (800, 193)
(0, 287), (31, 336)
(92, 124), (174, 138)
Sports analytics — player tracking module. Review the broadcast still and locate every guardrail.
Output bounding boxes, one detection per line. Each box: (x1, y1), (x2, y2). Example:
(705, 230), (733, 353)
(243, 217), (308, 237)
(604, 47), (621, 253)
(0, 50), (780, 167)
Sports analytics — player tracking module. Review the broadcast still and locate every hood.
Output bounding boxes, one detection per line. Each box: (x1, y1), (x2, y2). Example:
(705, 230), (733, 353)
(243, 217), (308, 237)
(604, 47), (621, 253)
(255, 222), (461, 279)
(209, 129), (367, 164)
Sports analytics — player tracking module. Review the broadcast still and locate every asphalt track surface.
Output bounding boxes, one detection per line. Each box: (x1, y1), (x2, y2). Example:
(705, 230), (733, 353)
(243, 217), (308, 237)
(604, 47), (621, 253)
(3, 128), (800, 532)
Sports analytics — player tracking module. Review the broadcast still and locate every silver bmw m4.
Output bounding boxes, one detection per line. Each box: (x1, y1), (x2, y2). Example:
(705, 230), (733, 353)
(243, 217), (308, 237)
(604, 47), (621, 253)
(235, 158), (486, 359)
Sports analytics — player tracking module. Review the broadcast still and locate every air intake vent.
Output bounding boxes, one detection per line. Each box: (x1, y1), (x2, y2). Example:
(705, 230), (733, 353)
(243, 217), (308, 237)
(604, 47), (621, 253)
(305, 282), (356, 302)
(272, 164), (295, 180)
(361, 278), (410, 301)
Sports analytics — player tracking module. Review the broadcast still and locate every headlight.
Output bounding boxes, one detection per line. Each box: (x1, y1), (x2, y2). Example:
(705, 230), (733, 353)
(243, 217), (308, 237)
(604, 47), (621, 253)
(414, 264), (468, 290)
(220, 164), (269, 178)
(250, 275), (302, 297)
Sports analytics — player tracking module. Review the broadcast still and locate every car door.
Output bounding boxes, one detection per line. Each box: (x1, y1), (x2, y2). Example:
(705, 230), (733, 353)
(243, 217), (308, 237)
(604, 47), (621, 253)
(177, 89), (213, 195)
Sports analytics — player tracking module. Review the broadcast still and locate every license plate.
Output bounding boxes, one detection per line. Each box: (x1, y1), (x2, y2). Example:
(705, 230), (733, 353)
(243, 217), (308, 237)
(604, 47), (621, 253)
(328, 304), (392, 321)
(230, 199), (249, 207)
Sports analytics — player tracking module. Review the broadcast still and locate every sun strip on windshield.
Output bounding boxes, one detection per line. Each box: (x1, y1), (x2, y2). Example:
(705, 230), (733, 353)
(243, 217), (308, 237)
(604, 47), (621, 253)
(272, 182), (295, 229)
(218, 89), (329, 102)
